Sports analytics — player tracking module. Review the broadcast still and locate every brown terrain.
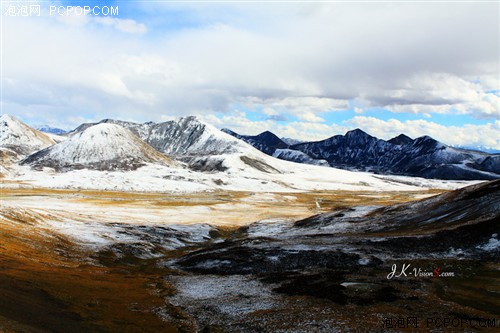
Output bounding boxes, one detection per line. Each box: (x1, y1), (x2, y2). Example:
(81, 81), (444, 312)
(0, 181), (498, 332)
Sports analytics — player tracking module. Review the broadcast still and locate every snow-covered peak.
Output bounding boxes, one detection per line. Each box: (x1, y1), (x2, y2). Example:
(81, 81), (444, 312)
(145, 116), (253, 156)
(0, 114), (55, 155)
(21, 123), (174, 171)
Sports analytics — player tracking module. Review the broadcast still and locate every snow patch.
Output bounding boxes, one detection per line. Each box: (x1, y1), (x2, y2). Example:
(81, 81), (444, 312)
(477, 234), (500, 251)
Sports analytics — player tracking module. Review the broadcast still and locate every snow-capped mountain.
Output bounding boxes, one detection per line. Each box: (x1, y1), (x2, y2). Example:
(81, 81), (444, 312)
(35, 125), (66, 135)
(10, 115), (471, 193)
(21, 123), (174, 171)
(69, 117), (288, 174)
(0, 114), (55, 164)
(73, 117), (249, 156)
(221, 129), (288, 155)
(224, 126), (499, 180)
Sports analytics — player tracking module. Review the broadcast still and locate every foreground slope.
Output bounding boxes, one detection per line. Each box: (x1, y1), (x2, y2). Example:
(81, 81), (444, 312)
(21, 123), (174, 171)
(0, 177), (496, 331)
(176, 179), (500, 272)
(165, 180), (499, 331)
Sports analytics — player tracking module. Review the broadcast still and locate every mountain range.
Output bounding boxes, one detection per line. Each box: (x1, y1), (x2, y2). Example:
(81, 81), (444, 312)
(8, 114), (448, 193)
(1, 114), (498, 182)
(224, 128), (500, 180)
(67, 116), (281, 174)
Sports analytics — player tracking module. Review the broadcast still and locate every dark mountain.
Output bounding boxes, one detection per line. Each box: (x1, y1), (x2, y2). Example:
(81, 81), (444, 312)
(224, 126), (499, 180)
(291, 130), (499, 180)
(291, 129), (397, 171)
(387, 134), (413, 145)
(221, 128), (288, 155)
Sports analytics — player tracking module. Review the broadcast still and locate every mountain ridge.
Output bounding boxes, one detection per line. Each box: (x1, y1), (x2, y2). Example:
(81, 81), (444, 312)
(224, 127), (499, 180)
(5, 113), (499, 180)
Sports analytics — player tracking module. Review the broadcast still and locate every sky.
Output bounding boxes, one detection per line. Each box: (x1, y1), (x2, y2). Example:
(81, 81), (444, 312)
(2, 0), (499, 150)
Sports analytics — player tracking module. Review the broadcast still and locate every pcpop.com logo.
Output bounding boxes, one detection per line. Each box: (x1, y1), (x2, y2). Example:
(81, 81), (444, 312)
(49, 5), (119, 16)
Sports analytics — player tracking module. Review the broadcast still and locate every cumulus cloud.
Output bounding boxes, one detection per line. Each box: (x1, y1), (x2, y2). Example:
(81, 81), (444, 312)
(94, 17), (147, 34)
(3, 1), (499, 140)
(370, 73), (500, 119)
(202, 110), (500, 150)
(297, 112), (325, 123)
(347, 116), (500, 150)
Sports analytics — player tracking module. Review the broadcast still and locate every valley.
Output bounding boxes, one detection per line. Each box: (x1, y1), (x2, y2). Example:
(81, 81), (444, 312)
(1, 182), (499, 332)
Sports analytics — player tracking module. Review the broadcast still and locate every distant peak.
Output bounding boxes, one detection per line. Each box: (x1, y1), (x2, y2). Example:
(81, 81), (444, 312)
(256, 130), (279, 139)
(388, 134), (413, 145)
(413, 135), (446, 148)
(345, 128), (370, 137)
(415, 135), (436, 142)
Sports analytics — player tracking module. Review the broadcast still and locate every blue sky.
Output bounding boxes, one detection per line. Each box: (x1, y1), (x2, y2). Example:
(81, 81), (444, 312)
(2, 0), (499, 149)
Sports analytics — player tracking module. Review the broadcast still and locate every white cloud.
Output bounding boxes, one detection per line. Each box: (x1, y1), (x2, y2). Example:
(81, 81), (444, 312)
(200, 110), (344, 142)
(297, 111), (325, 123)
(2, 2), (499, 131)
(262, 107), (278, 116)
(375, 73), (500, 119)
(94, 17), (147, 34)
(347, 116), (500, 150)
